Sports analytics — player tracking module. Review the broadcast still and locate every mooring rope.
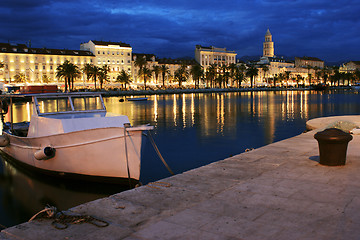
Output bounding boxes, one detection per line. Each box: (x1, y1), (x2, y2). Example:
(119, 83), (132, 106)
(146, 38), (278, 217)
(147, 131), (174, 175)
(28, 205), (109, 230)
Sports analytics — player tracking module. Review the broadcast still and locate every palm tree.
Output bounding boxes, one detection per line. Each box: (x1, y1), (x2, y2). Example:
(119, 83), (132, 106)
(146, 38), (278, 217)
(99, 65), (110, 89)
(152, 65), (160, 85)
(13, 73), (27, 83)
(227, 63), (237, 87)
(277, 73), (285, 87)
(313, 66), (321, 84)
(246, 66), (259, 88)
(42, 74), (50, 83)
(160, 65), (170, 88)
(134, 55), (147, 84)
(190, 64), (203, 89)
(56, 60), (80, 92)
(354, 69), (360, 83)
(296, 74), (303, 88)
(139, 66), (152, 90)
(90, 65), (101, 90)
(174, 64), (189, 88)
(116, 70), (132, 89)
(306, 65), (313, 86)
(206, 64), (217, 88)
(261, 65), (269, 84)
(284, 71), (291, 87)
(82, 63), (94, 83)
(233, 67), (245, 88)
(221, 65), (230, 88)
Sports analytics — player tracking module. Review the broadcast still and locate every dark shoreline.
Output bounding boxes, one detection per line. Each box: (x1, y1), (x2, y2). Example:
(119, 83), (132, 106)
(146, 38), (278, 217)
(101, 86), (351, 97)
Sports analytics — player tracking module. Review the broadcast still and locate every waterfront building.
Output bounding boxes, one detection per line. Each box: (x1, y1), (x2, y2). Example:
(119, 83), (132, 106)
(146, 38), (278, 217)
(80, 40), (132, 82)
(195, 45), (237, 70)
(263, 29), (275, 58)
(295, 56), (324, 69)
(0, 42), (94, 83)
(339, 61), (360, 73)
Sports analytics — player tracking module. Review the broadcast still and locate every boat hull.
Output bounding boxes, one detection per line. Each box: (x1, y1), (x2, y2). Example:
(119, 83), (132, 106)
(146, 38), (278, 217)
(0, 126), (150, 184)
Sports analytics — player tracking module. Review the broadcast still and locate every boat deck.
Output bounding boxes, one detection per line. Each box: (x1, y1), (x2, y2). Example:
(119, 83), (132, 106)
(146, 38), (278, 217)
(2, 116), (360, 239)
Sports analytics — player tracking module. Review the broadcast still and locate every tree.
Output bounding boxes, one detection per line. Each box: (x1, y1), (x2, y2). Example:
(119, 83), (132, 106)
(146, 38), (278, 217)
(306, 65), (313, 86)
(246, 65), (259, 88)
(277, 73), (285, 87)
(284, 71), (291, 87)
(56, 60), (80, 92)
(99, 65), (110, 89)
(233, 67), (245, 88)
(354, 69), (360, 83)
(90, 65), (101, 90)
(190, 64), (203, 89)
(42, 74), (50, 83)
(261, 65), (269, 84)
(296, 74), (303, 88)
(206, 64), (217, 88)
(116, 70), (132, 89)
(152, 65), (160, 85)
(174, 64), (189, 88)
(134, 55), (147, 84)
(82, 63), (94, 83)
(139, 66), (152, 90)
(13, 73), (26, 83)
(221, 65), (230, 88)
(160, 65), (170, 88)
(227, 63), (238, 87)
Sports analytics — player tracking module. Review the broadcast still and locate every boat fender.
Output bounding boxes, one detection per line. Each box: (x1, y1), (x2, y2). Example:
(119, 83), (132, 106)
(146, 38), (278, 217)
(34, 146), (56, 160)
(0, 135), (9, 147)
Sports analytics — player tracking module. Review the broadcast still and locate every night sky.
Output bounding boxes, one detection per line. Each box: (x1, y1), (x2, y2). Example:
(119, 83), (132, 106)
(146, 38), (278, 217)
(1, 0), (359, 63)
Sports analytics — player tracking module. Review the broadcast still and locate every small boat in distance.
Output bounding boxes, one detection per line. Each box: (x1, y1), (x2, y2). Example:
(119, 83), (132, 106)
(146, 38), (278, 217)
(126, 97), (148, 101)
(351, 83), (360, 91)
(0, 92), (153, 185)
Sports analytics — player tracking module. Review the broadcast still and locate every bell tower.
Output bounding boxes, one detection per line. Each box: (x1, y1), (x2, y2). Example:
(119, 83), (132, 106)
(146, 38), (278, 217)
(263, 29), (274, 58)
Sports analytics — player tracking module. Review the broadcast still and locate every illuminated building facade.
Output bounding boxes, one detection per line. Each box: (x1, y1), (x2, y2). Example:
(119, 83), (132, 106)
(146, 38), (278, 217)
(80, 40), (132, 82)
(0, 42), (94, 83)
(340, 61), (360, 73)
(195, 45), (237, 70)
(263, 29), (274, 58)
(295, 57), (324, 69)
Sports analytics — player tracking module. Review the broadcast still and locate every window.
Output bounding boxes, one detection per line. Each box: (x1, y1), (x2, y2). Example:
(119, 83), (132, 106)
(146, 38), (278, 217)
(43, 66), (45, 70)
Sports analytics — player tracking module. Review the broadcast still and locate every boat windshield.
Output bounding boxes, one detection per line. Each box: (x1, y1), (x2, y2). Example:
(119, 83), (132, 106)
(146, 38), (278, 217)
(34, 94), (106, 116)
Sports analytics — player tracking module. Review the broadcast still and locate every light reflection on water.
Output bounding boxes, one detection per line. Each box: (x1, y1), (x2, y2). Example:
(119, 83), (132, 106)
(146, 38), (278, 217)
(1, 89), (360, 227)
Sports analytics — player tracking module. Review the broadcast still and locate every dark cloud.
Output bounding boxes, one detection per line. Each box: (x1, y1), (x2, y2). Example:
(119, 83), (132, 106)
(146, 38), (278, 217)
(0, 0), (359, 62)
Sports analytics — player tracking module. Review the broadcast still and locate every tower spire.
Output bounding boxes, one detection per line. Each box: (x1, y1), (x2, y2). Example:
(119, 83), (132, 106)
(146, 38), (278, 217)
(263, 29), (274, 58)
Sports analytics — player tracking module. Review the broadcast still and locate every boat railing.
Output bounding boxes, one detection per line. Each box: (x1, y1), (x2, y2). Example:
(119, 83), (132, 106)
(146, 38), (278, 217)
(0, 92), (107, 132)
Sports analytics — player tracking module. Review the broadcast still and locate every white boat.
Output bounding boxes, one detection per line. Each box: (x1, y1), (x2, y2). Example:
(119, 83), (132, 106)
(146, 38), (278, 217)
(0, 92), (153, 185)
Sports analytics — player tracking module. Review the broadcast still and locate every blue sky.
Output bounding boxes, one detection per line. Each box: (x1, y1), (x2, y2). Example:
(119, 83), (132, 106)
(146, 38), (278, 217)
(1, 0), (359, 63)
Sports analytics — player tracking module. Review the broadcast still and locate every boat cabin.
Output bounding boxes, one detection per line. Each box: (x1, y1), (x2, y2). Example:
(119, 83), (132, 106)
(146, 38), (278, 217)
(5, 93), (131, 137)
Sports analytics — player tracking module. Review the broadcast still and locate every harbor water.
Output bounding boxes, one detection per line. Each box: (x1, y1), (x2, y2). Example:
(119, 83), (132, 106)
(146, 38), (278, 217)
(1, 89), (360, 228)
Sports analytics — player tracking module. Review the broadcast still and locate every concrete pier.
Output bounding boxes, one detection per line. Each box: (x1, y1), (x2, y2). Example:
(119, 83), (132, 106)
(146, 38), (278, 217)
(1, 116), (360, 239)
